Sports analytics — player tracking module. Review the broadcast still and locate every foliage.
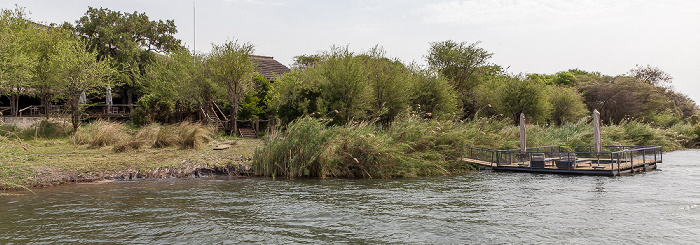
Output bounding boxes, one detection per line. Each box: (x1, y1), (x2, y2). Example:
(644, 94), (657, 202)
(475, 75), (551, 124)
(238, 74), (274, 120)
(315, 46), (373, 124)
(628, 64), (673, 88)
(426, 40), (493, 117)
(31, 26), (73, 118)
(48, 36), (114, 129)
(292, 54), (321, 69)
(409, 68), (460, 119)
(274, 46), (456, 125)
(549, 86), (589, 125)
(0, 7), (37, 116)
(207, 39), (256, 131)
(70, 7), (181, 89)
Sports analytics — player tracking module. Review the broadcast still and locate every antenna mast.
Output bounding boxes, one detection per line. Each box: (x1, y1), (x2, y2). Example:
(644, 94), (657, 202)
(193, 0), (196, 64)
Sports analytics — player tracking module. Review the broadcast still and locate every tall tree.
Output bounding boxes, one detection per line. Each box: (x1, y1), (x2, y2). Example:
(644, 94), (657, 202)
(32, 26), (71, 117)
(49, 38), (114, 129)
(628, 64), (673, 88)
(70, 7), (181, 104)
(207, 40), (256, 134)
(427, 40), (493, 117)
(0, 7), (37, 116)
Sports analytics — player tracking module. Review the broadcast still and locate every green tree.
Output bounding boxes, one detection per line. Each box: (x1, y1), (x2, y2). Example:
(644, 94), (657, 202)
(314, 46), (372, 124)
(32, 26), (72, 118)
(70, 7), (182, 104)
(409, 68), (460, 118)
(0, 7), (37, 116)
(207, 40), (256, 134)
(239, 73), (274, 120)
(361, 46), (413, 124)
(549, 86), (589, 125)
(427, 40), (493, 117)
(138, 48), (199, 124)
(49, 38), (114, 129)
(479, 75), (551, 124)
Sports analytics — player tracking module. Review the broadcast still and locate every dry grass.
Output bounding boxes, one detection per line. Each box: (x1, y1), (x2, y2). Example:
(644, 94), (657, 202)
(72, 120), (131, 148)
(116, 122), (215, 152)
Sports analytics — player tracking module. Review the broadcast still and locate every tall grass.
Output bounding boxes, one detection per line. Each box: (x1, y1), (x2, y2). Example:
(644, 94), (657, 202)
(72, 120), (131, 148)
(253, 117), (334, 178)
(254, 115), (694, 179)
(72, 120), (214, 152)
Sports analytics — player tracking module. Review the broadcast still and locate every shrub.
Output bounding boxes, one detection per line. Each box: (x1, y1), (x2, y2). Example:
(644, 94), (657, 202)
(19, 120), (72, 139)
(153, 122), (213, 149)
(72, 120), (131, 148)
(113, 123), (160, 152)
(177, 122), (214, 149)
(253, 117), (333, 178)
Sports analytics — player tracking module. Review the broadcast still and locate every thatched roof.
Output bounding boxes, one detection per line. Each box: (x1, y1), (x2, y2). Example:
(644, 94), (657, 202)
(251, 55), (290, 80)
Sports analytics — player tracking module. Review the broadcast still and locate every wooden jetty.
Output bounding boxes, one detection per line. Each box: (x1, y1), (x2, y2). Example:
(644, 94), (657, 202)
(463, 145), (662, 176)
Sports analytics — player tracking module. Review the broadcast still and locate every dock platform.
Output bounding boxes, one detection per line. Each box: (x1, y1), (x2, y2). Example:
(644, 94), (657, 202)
(463, 145), (662, 176)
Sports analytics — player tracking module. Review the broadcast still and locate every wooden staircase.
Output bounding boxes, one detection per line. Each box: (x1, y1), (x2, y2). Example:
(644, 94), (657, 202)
(238, 128), (258, 139)
(201, 102), (228, 131)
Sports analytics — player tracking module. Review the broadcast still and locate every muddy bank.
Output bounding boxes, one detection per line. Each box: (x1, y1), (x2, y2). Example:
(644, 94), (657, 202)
(25, 162), (254, 188)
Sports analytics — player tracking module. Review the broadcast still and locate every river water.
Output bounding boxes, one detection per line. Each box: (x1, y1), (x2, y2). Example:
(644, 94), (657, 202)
(1, 150), (699, 244)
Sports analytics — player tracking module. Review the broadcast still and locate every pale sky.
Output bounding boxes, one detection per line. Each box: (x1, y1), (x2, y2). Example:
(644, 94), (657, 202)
(4, 0), (700, 104)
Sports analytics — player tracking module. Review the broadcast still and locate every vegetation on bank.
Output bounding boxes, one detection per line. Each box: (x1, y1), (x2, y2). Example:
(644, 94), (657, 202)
(3, 5), (700, 187)
(253, 116), (699, 179)
(0, 120), (259, 190)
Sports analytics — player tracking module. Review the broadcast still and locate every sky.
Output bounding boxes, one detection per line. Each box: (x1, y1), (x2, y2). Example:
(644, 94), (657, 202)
(3, 0), (700, 103)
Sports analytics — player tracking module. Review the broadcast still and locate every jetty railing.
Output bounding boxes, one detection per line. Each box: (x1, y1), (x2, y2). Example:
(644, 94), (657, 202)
(465, 145), (662, 174)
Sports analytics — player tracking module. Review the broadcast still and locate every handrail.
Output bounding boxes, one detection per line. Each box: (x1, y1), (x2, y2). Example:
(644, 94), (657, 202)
(465, 144), (662, 172)
(18, 105), (35, 113)
(212, 102), (229, 122)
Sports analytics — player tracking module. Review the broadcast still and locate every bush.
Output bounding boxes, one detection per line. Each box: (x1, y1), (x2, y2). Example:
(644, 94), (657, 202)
(113, 123), (160, 152)
(253, 117), (333, 178)
(153, 122), (214, 150)
(253, 116), (476, 179)
(18, 120), (72, 139)
(72, 120), (131, 148)
(113, 122), (214, 152)
(177, 122), (214, 149)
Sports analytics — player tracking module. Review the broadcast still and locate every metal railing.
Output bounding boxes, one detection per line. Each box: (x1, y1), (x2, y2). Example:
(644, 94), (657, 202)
(465, 145), (662, 174)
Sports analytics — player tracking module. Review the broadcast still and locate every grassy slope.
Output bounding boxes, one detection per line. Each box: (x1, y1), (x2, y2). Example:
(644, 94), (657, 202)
(0, 137), (261, 190)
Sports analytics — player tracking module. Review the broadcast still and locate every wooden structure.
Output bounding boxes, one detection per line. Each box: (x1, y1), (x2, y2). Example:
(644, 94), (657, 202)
(7, 104), (135, 119)
(463, 145), (662, 176)
(199, 102), (277, 139)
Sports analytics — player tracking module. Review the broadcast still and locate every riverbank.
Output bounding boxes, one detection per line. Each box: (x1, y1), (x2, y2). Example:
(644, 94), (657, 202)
(0, 135), (260, 190)
(2, 116), (697, 190)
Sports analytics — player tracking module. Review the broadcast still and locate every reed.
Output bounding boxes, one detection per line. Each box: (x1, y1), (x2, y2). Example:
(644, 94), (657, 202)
(253, 117), (333, 178)
(254, 115), (693, 179)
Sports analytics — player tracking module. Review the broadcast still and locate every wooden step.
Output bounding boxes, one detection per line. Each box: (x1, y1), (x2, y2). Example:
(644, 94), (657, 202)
(239, 128), (258, 138)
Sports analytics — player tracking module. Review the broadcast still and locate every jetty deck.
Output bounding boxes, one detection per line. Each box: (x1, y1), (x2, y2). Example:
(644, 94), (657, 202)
(463, 145), (662, 176)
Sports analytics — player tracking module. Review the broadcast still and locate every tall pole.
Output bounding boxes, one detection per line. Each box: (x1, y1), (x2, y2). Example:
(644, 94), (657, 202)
(193, 0), (196, 64)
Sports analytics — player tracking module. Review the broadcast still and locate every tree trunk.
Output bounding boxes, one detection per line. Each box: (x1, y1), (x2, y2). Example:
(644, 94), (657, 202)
(231, 102), (238, 137)
(41, 96), (50, 119)
(10, 94), (18, 116)
(71, 100), (80, 130)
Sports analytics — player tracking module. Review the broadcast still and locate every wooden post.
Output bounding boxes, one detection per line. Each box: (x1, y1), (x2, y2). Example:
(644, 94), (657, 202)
(255, 118), (259, 134)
